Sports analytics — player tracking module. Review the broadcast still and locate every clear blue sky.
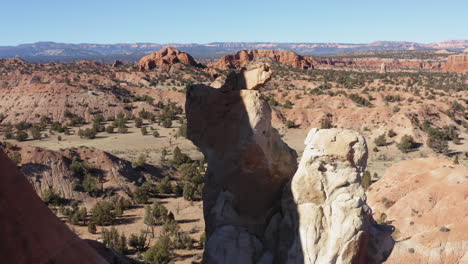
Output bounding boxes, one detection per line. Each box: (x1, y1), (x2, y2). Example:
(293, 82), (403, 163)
(1, 0), (467, 45)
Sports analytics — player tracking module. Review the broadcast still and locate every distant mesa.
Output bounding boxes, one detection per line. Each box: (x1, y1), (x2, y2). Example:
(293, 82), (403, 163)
(138, 46), (198, 70)
(212, 49), (315, 70)
(443, 52), (468, 73)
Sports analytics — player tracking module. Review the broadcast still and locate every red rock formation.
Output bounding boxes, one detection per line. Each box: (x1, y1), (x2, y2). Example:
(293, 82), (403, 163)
(367, 158), (468, 264)
(0, 148), (107, 263)
(212, 49), (315, 70)
(138, 47), (198, 70)
(212, 49), (444, 72)
(443, 53), (468, 73)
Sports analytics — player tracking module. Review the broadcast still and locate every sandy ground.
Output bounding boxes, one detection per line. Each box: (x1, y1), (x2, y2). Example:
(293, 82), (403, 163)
(15, 120), (203, 166)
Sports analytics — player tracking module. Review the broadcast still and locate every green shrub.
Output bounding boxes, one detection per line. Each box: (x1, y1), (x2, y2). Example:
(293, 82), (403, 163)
(8, 151), (22, 165)
(101, 227), (128, 254)
(88, 222), (97, 234)
(162, 118), (172, 128)
(91, 201), (115, 226)
(78, 128), (97, 139)
(144, 235), (172, 264)
(397, 135), (417, 153)
(106, 125), (114, 133)
(42, 187), (67, 206)
(15, 130), (28, 141)
(129, 232), (147, 252)
(135, 118), (143, 128)
(374, 134), (387, 147)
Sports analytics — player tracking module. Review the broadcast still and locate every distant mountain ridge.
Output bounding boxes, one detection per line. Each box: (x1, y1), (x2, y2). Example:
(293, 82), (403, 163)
(1, 40), (467, 63)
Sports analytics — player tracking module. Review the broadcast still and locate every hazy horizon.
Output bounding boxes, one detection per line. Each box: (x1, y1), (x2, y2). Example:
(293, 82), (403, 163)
(2, 39), (468, 47)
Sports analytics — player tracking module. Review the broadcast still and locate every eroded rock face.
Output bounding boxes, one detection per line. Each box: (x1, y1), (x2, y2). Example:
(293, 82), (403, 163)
(186, 63), (393, 263)
(1, 144), (142, 201)
(272, 128), (394, 264)
(186, 63), (297, 237)
(443, 53), (468, 73)
(138, 47), (198, 70)
(220, 62), (272, 91)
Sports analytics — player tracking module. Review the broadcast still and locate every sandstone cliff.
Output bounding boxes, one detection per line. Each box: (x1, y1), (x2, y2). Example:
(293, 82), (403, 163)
(138, 47), (198, 70)
(443, 53), (468, 73)
(186, 62), (394, 263)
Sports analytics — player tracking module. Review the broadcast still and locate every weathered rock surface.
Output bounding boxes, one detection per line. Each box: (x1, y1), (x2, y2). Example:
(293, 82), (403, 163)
(1, 144), (142, 201)
(367, 158), (468, 264)
(0, 148), (107, 263)
(186, 63), (394, 263)
(271, 128), (394, 264)
(186, 63), (298, 262)
(443, 53), (468, 73)
(138, 47), (198, 70)
(220, 62), (272, 91)
(186, 63), (298, 236)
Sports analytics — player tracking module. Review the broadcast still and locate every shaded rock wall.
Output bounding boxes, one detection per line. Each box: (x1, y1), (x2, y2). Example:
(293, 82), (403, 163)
(186, 63), (394, 263)
(0, 149), (107, 263)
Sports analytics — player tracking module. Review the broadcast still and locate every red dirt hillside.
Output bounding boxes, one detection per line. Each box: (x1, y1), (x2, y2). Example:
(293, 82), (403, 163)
(138, 47), (198, 70)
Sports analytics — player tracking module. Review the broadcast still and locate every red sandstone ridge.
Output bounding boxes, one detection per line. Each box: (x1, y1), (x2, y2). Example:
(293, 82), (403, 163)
(367, 158), (468, 264)
(212, 49), (315, 70)
(212, 49), (445, 72)
(138, 47), (198, 70)
(443, 53), (468, 73)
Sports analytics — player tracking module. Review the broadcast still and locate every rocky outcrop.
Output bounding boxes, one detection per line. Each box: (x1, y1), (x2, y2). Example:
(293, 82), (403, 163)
(138, 47), (198, 70)
(219, 62), (272, 91)
(443, 53), (468, 73)
(212, 49), (315, 70)
(186, 62), (394, 263)
(186, 63), (298, 237)
(1, 144), (142, 201)
(367, 158), (468, 264)
(0, 148), (107, 263)
(270, 128), (394, 263)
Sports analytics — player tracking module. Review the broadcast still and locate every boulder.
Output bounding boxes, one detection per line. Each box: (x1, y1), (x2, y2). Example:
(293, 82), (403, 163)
(272, 128), (394, 264)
